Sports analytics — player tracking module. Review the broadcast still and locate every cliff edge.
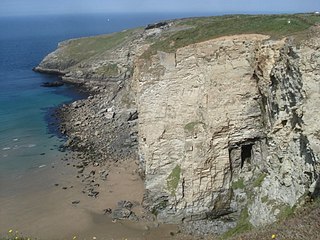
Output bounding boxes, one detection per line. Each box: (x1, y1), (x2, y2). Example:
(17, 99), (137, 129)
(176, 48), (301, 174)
(35, 14), (320, 236)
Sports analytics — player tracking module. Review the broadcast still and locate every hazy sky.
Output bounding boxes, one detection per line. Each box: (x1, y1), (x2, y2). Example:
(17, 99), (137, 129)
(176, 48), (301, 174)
(1, 0), (320, 16)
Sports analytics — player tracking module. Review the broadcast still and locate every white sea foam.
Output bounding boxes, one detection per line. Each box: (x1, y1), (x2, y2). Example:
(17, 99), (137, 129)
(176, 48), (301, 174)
(39, 164), (46, 168)
(13, 138), (18, 141)
(12, 143), (37, 149)
(2, 147), (11, 151)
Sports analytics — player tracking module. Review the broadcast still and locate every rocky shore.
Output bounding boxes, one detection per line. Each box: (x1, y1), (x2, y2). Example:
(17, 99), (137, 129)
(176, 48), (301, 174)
(32, 22), (172, 234)
(33, 22), (160, 223)
(53, 84), (145, 221)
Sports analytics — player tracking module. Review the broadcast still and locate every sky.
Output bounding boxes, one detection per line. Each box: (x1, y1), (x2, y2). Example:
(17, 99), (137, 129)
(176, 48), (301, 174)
(0, 0), (320, 17)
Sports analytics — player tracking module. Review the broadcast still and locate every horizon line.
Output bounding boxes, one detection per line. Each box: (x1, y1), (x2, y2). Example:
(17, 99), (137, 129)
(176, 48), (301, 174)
(0, 10), (315, 18)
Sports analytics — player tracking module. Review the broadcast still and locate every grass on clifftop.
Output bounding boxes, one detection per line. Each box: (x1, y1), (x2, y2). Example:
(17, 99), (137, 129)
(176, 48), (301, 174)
(142, 13), (320, 58)
(62, 29), (137, 63)
(55, 13), (320, 65)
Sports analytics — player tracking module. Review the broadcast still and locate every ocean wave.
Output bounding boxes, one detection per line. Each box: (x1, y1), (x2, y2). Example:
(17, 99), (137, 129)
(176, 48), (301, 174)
(10, 143), (37, 150)
(18, 144), (37, 148)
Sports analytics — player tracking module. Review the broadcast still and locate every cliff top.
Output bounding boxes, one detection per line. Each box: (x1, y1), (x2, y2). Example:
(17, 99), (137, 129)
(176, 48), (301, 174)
(35, 13), (320, 83)
(143, 13), (318, 55)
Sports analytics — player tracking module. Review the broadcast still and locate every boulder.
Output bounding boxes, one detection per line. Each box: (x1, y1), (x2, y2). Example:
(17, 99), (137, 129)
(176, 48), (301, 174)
(112, 208), (132, 219)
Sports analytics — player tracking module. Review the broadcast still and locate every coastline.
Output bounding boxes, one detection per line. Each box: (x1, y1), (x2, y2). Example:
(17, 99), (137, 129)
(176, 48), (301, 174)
(25, 13), (320, 238)
(0, 80), (192, 239)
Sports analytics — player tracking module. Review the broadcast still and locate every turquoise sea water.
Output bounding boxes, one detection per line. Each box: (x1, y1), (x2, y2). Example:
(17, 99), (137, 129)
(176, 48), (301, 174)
(0, 12), (216, 177)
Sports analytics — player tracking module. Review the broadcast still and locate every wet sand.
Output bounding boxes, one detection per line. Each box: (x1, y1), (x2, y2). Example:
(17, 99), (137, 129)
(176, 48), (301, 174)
(0, 153), (194, 240)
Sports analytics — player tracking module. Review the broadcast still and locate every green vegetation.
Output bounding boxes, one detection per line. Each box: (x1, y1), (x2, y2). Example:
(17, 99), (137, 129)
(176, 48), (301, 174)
(253, 173), (267, 188)
(0, 230), (31, 240)
(142, 13), (320, 58)
(95, 63), (119, 77)
(0, 238), (30, 240)
(261, 196), (269, 203)
(167, 165), (181, 195)
(53, 13), (320, 70)
(151, 200), (169, 216)
(228, 200), (320, 240)
(276, 204), (296, 221)
(231, 178), (245, 190)
(62, 29), (136, 63)
(221, 207), (253, 239)
(184, 121), (204, 132)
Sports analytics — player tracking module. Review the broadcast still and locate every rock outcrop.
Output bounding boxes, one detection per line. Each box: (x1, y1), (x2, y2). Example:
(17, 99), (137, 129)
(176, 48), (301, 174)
(35, 15), (320, 235)
(134, 32), (320, 233)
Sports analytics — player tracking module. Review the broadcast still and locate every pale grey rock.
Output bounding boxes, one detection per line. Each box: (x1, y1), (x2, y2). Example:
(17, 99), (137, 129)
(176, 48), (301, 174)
(182, 219), (237, 235)
(112, 208), (132, 219)
(134, 32), (320, 232)
(104, 111), (115, 119)
(97, 108), (107, 115)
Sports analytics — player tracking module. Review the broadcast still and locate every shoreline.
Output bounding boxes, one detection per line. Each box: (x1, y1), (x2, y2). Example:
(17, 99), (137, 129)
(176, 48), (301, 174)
(52, 79), (143, 215)
(0, 89), (192, 239)
(2, 74), (194, 239)
(0, 68), (181, 239)
(0, 151), (183, 240)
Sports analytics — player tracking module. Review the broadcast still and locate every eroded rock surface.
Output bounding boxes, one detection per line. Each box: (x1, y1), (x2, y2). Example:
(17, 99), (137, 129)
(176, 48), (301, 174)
(134, 32), (320, 232)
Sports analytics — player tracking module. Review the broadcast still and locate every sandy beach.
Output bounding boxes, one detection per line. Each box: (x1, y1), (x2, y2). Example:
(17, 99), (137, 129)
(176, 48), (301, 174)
(0, 151), (189, 240)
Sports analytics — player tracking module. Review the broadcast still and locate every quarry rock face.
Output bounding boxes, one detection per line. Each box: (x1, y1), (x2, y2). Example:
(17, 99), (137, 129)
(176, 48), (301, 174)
(134, 33), (320, 231)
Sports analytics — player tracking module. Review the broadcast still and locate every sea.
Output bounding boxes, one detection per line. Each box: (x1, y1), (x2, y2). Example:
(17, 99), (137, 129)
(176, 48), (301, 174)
(0, 12), (216, 187)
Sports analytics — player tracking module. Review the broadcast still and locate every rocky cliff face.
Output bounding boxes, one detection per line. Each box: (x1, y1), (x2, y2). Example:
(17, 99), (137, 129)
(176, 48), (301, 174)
(134, 31), (320, 233)
(36, 18), (320, 235)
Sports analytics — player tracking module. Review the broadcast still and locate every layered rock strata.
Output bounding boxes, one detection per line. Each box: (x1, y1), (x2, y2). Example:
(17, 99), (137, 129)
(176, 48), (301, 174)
(134, 32), (320, 232)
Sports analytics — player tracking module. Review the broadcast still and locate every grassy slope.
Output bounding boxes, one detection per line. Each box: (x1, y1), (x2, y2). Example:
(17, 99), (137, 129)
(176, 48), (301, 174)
(56, 13), (320, 65)
(142, 13), (320, 58)
(57, 28), (139, 67)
